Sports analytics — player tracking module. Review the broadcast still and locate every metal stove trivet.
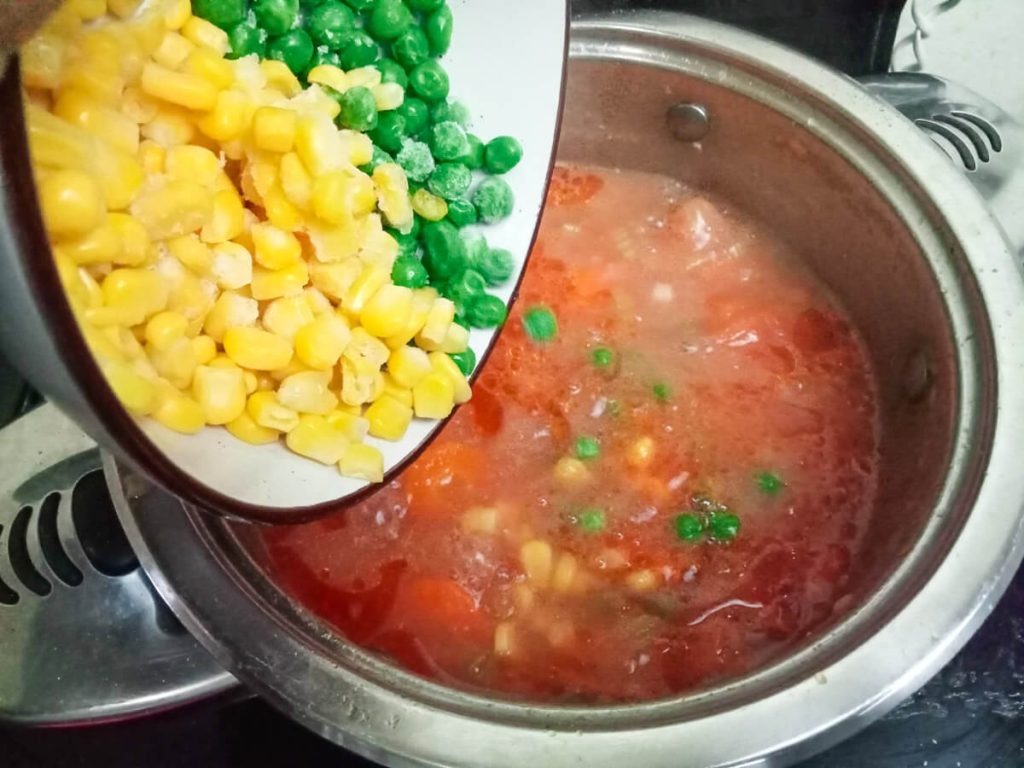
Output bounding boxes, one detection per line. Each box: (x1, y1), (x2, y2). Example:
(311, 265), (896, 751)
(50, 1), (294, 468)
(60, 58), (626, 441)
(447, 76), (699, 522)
(0, 70), (1021, 729)
(0, 404), (234, 724)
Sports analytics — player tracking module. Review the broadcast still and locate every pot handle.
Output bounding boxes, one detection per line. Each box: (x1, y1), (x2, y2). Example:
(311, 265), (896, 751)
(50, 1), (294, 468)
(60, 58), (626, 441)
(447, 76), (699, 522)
(860, 72), (1024, 258)
(572, 0), (907, 76)
(0, 403), (235, 724)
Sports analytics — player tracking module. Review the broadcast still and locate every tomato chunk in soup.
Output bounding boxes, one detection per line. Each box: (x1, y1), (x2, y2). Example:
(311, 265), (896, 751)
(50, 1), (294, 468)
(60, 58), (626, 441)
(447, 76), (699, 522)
(260, 166), (879, 703)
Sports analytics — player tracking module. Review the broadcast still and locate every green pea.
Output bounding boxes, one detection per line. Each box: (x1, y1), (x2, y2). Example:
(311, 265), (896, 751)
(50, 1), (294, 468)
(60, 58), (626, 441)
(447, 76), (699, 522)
(473, 247), (513, 286)
(397, 97), (429, 136)
(471, 177), (514, 223)
(342, 0), (373, 9)
(368, 0), (413, 39)
(409, 60), (450, 102)
(674, 513), (704, 542)
(358, 144), (394, 175)
(429, 121), (468, 161)
(267, 29), (315, 76)
(450, 348), (477, 377)
(431, 100), (471, 127)
(449, 269), (487, 300)
(193, 0), (247, 29)
(484, 136), (523, 175)
(574, 436), (600, 460)
(460, 133), (485, 170)
(301, 0), (327, 7)
(305, 1), (357, 48)
(578, 507), (606, 533)
(375, 58), (408, 88)
(422, 220), (468, 281)
(253, 0), (298, 35)
(395, 139), (435, 182)
(339, 31), (380, 68)
(708, 513), (741, 542)
(385, 227), (419, 259)
(308, 47), (342, 69)
(226, 23), (267, 58)
(338, 86), (378, 131)
(424, 3), (453, 55)
(755, 471), (784, 495)
(427, 162), (471, 201)
(369, 111), (407, 153)
(391, 256), (429, 288)
(406, 0), (443, 10)
(446, 199), (477, 228)
(462, 232), (488, 264)
(522, 305), (557, 342)
(652, 382), (671, 402)
(590, 346), (614, 368)
(466, 294), (507, 329)
(390, 26), (430, 70)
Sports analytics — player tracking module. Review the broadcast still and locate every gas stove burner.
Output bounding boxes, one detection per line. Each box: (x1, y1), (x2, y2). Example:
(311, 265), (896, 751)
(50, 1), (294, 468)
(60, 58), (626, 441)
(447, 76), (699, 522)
(0, 405), (235, 724)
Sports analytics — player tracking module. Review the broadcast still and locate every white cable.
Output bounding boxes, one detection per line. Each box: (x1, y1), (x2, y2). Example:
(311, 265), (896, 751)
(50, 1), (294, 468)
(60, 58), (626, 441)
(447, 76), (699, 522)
(892, 0), (963, 71)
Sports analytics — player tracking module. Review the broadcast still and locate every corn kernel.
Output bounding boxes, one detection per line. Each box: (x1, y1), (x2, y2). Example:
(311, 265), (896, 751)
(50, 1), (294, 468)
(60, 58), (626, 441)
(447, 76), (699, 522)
(183, 47), (233, 89)
(437, 322), (470, 355)
(101, 359), (157, 415)
(325, 409), (369, 442)
(260, 59), (302, 96)
(337, 129), (373, 166)
(122, 86), (158, 123)
(243, 370), (259, 394)
(427, 351), (471, 405)
(152, 31), (194, 68)
(250, 222), (301, 270)
(181, 16), (229, 55)
(21, 34), (65, 90)
(151, 387), (204, 434)
(338, 442), (384, 482)
(625, 569), (659, 592)
(381, 375), (412, 407)
(244, 391), (297, 433)
(285, 414), (349, 464)
(364, 394), (412, 441)
(196, 189), (244, 245)
(294, 114), (345, 176)
(223, 327), (293, 371)
(462, 506), (499, 534)
(192, 364), (246, 424)
(140, 62), (218, 111)
(252, 106), (297, 153)
(417, 298), (455, 347)
(210, 241), (253, 290)
(130, 180), (213, 240)
(251, 260), (308, 300)
(492, 623), (514, 657)
(165, 0), (191, 29)
(344, 326), (390, 369)
(343, 266), (389, 316)
(168, 234), (213, 275)
(168, 273), (217, 336)
(263, 183), (303, 231)
(294, 313), (351, 370)
(339, 358), (380, 406)
(101, 268), (169, 323)
(552, 553), (579, 593)
(259, 297), (311, 344)
(626, 436), (656, 468)
(37, 168), (105, 238)
(309, 259), (361, 303)
(306, 64), (349, 94)
(192, 334), (217, 364)
(147, 336), (197, 389)
(141, 108), (195, 146)
(410, 188), (448, 221)
(520, 540), (553, 588)
(166, 145), (221, 188)
(372, 82), (404, 111)
(203, 291), (258, 342)
(277, 370), (337, 414)
(385, 289), (433, 349)
(63, 65), (124, 105)
(387, 346), (431, 388)
(106, 0), (139, 17)
(197, 89), (248, 142)
(145, 311), (188, 350)
(67, 0), (106, 21)
(225, 412), (280, 445)
(373, 163), (413, 232)
(53, 88), (140, 156)
(278, 152), (312, 210)
(553, 456), (589, 486)
(413, 372), (455, 419)
(355, 284), (410, 338)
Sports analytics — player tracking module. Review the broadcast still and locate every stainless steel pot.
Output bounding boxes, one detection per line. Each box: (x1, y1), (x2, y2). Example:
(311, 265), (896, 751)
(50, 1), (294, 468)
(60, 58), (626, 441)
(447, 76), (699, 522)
(50, 10), (1024, 767)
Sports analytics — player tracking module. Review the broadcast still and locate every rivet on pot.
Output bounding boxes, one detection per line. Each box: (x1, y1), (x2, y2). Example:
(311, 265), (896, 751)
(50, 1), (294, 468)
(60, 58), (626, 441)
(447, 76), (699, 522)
(903, 347), (936, 403)
(666, 103), (710, 142)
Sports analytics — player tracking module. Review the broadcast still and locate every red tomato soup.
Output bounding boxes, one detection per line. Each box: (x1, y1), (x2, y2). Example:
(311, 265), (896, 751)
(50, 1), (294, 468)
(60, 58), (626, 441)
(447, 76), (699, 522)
(260, 165), (879, 703)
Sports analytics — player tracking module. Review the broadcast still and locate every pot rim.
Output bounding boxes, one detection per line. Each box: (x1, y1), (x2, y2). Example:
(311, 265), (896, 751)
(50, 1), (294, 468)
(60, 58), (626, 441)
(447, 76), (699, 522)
(112, 12), (1024, 768)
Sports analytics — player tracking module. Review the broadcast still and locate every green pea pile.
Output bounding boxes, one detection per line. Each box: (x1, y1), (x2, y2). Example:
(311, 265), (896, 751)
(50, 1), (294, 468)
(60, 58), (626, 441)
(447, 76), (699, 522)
(190, 0), (526, 376)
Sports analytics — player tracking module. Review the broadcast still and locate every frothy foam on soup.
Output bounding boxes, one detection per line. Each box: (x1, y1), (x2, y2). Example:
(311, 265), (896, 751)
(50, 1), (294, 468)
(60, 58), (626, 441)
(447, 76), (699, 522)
(260, 165), (879, 702)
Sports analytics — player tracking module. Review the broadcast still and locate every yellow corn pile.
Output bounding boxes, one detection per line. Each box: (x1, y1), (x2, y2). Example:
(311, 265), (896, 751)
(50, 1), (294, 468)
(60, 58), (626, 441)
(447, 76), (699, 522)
(23, 0), (472, 483)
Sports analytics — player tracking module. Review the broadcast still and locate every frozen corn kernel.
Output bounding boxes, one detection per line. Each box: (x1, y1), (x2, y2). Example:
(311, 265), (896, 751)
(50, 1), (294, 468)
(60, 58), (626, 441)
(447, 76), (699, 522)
(553, 457), (589, 486)
(250, 260), (309, 300)
(197, 89), (248, 142)
(168, 234), (213, 275)
(552, 553), (579, 593)
(37, 168), (105, 238)
(262, 296), (315, 342)
(385, 289), (433, 349)
(438, 323), (470, 354)
(412, 371), (455, 419)
(343, 266), (389, 316)
(252, 106), (297, 153)
(54, 88), (140, 156)
(387, 345), (431, 388)
(294, 114), (344, 176)
(306, 65), (349, 94)
(247, 390), (300, 433)
(210, 242), (253, 291)
(626, 436), (656, 468)
(260, 59), (302, 96)
(428, 351), (471, 404)
(164, 0), (190, 30)
(192, 364), (246, 425)
(130, 180), (213, 240)
(226, 412), (280, 445)
(105, 213), (149, 266)
(359, 284), (413, 338)
(151, 386), (205, 434)
(364, 394), (412, 441)
(152, 31), (193, 69)
(277, 370), (337, 414)
(310, 260), (361, 302)
(344, 326), (390, 369)
(339, 358), (382, 406)
(201, 189), (245, 244)
(101, 359), (157, 415)
(144, 311), (188, 350)
(140, 62), (218, 111)
(338, 442), (384, 483)
(294, 313), (351, 370)
(251, 223), (301, 270)
(462, 506), (499, 534)
(203, 291), (258, 343)
(285, 414), (348, 465)
(417, 298), (455, 347)
(223, 327), (293, 371)
(521, 540), (553, 588)
(192, 335), (217, 364)
(182, 47), (233, 89)
(101, 268), (169, 323)
(324, 409), (369, 442)
(410, 188), (447, 221)
(181, 16), (228, 55)
(166, 145), (221, 188)
(625, 569), (659, 592)
(372, 83), (404, 111)
(279, 152), (312, 209)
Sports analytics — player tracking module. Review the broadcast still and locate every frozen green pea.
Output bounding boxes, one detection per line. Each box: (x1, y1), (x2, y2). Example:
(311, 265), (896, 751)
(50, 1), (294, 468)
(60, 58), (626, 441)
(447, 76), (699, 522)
(471, 177), (514, 223)
(391, 256), (429, 288)
(339, 31), (380, 68)
(409, 59), (449, 102)
(375, 58), (408, 88)
(369, 111), (407, 153)
(227, 23), (267, 58)
(338, 86), (378, 131)
(474, 247), (514, 286)
(484, 136), (523, 174)
(422, 220), (468, 281)
(397, 97), (429, 136)
(446, 199), (477, 228)
(305, 1), (357, 48)
(391, 26), (430, 70)
(429, 121), (468, 161)
(431, 100), (471, 127)
(467, 294), (507, 328)
(368, 0), (413, 39)
(427, 162), (471, 201)
(267, 29), (314, 76)
(193, 0), (246, 30)
(424, 3), (452, 55)
(253, 0), (298, 35)
(396, 139), (435, 182)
